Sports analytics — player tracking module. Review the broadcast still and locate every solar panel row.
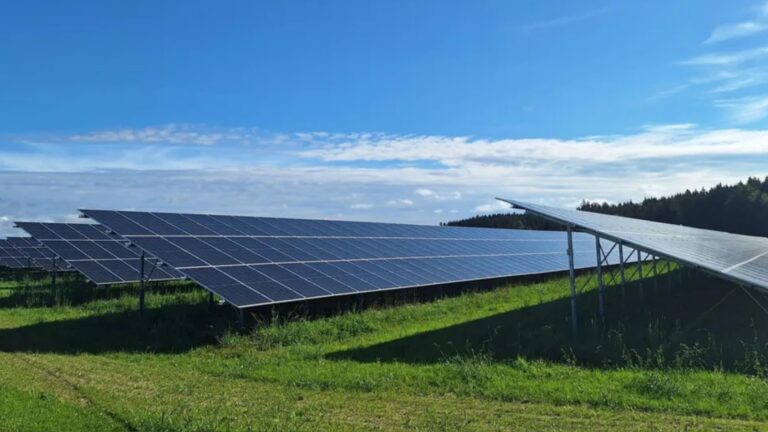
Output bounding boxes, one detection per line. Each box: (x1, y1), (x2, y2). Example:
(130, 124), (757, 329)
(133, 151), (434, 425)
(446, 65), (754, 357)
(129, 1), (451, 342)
(81, 209), (625, 308)
(0, 240), (30, 268)
(498, 198), (768, 293)
(80, 209), (563, 239)
(5, 237), (70, 271)
(15, 222), (183, 285)
(0, 237), (67, 271)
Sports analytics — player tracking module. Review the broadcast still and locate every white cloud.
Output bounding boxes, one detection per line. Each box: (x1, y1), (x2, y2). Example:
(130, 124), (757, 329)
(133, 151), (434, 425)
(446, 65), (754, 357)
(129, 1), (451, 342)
(664, 3), (768, 122)
(387, 199), (414, 207)
(68, 124), (251, 146)
(474, 201), (510, 213)
(647, 83), (692, 101)
(682, 46), (768, 67)
(11, 124), (768, 174)
(349, 203), (374, 209)
(300, 125), (768, 164)
(413, 188), (461, 200)
(660, 3), (768, 120)
(705, 22), (768, 45)
(707, 68), (768, 93)
(704, 2), (768, 44)
(522, 6), (610, 32)
(715, 95), (768, 123)
(2, 124), (768, 237)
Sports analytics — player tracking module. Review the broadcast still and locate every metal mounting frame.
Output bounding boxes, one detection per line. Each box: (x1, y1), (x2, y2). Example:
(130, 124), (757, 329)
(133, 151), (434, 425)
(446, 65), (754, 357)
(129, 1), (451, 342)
(502, 199), (683, 336)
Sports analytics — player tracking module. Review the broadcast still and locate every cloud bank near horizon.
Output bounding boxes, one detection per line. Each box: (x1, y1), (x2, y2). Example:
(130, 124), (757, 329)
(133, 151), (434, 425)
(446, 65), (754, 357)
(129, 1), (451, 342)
(1, 123), (766, 237)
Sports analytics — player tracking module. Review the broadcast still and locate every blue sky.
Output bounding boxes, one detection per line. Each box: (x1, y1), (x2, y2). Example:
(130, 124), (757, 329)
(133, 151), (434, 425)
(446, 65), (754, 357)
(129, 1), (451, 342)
(2, 0), (768, 236)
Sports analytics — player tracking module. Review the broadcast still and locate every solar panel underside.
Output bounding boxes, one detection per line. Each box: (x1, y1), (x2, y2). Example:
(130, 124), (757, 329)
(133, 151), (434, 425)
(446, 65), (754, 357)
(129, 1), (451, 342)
(5, 237), (70, 271)
(15, 222), (183, 284)
(81, 209), (624, 308)
(498, 198), (768, 293)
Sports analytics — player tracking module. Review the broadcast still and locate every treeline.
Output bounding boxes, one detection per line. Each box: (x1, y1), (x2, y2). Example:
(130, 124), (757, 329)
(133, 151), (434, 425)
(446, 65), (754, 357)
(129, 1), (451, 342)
(441, 212), (563, 231)
(579, 177), (768, 236)
(446, 177), (768, 236)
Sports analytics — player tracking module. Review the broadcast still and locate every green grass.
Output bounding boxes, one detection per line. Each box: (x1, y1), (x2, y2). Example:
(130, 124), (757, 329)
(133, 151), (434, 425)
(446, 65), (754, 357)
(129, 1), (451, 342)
(1, 265), (768, 430)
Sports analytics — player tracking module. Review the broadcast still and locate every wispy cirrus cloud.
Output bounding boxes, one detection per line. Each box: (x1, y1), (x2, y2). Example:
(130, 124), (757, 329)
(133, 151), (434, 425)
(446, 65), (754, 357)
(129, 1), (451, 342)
(706, 22), (768, 45)
(653, 2), (768, 124)
(715, 95), (768, 123)
(707, 68), (768, 93)
(522, 5), (610, 32)
(704, 2), (768, 44)
(68, 124), (252, 146)
(682, 46), (768, 67)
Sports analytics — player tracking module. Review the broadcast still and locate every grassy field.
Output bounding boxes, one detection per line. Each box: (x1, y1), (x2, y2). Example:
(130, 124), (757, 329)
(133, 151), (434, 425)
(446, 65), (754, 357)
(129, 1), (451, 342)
(1, 265), (768, 431)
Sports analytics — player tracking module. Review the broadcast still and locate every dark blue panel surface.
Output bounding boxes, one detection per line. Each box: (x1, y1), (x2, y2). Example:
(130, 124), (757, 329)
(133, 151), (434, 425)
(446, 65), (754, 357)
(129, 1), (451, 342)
(80, 209), (626, 308)
(16, 222), (184, 283)
(183, 267), (271, 306)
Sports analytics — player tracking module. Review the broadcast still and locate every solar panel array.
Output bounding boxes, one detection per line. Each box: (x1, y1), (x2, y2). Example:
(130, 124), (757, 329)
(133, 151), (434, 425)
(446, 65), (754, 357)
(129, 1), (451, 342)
(81, 209), (624, 308)
(0, 239), (32, 269)
(5, 237), (70, 271)
(0, 237), (66, 271)
(15, 222), (183, 284)
(499, 198), (768, 293)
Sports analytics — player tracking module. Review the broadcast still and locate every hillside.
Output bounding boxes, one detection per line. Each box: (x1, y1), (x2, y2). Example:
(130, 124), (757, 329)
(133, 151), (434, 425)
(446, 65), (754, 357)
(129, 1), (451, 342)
(447, 177), (768, 236)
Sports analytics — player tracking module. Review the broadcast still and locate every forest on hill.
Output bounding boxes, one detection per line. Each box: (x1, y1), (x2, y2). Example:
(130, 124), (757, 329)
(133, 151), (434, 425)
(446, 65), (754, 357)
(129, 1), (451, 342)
(441, 212), (563, 231)
(445, 177), (768, 236)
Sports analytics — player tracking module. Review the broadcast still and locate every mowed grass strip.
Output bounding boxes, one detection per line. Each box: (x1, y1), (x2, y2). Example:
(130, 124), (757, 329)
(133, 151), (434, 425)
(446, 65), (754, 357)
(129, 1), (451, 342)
(0, 266), (768, 430)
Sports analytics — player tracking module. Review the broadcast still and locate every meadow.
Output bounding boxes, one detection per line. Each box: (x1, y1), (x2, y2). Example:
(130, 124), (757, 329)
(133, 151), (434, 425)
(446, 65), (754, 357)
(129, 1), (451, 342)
(1, 264), (768, 431)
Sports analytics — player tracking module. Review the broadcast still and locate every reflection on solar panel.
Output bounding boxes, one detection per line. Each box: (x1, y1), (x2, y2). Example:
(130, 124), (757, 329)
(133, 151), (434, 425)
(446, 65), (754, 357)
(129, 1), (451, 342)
(5, 237), (70, 271)
(498, 198), (768, 293)
(15, 222), (183, 284)
(81, 209), (624, 308)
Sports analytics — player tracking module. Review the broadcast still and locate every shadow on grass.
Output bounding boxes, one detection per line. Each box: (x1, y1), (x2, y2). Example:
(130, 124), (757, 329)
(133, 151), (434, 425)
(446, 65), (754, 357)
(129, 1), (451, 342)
(0, 302), (234, 354)
(0, 275), (199, 309)
(330, 270), (768, 374)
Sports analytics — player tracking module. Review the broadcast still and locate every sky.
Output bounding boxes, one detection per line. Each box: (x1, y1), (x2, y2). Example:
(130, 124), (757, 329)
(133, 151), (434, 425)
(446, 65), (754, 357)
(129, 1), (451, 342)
(2, 0), (768, 236)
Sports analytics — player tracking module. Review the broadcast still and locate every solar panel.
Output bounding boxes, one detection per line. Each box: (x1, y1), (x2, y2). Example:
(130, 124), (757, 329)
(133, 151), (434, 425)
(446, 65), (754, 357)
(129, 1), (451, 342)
(14, 222), (183, 284)
(0, 238), (65, 270)
(80, 209), (626, 308)
(5, 237), (70, 271)
(0, 239), (32, 268)
(498, 198), (768, 293)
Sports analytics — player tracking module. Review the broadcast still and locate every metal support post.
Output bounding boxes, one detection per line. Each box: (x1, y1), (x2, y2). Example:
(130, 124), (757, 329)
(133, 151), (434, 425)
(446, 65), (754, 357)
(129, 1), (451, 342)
(667, 262), (673, 290)
(239, 308), (246, 329)
(595, 235), (604, 318)
(618, 243), (626, 295)
(567, 226), (578, 336)
(652, 256), (658, 290)
(208, 292), (214, 310)
(637, 250), (644, 302)
(51, 255), (57, 303)
(139, 251), (146, 317)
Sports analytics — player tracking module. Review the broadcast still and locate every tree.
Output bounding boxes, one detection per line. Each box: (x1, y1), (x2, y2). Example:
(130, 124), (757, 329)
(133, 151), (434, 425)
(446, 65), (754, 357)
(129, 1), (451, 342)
(446, 176), (768, 236)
